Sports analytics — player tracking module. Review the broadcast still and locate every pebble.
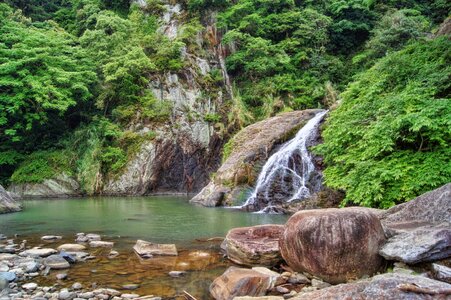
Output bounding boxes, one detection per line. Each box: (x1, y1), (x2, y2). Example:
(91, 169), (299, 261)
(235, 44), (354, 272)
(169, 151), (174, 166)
(0, 271), (17, 281)
(168, 271), (186, 277)
(22, 282), (38, 291)
(59, 289), (75, 300)
(89, 241), (114, 248)
(276, 286), (290, 294)
(56, 273), (67, 280)
(41, 236), (63, 241)
(121, 294), (140, 299)
(122, 284), (139, 290)
(311, 278), (331, 289)
(72, 282), (82, 290)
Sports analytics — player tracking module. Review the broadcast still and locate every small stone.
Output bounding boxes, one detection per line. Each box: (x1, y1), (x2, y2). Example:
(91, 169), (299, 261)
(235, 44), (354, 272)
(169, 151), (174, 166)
(23, 261), (39, 273)
(20, 248), (57, 258)
(311, 278), (331, 289)
(57, 244), (86, 252)
(168, 271), (186, 277)
(44, 255), (70, 269)
(108, 250), (119, 258)
(28, 272), (39, 277)
(89, 241), (114, 248)
(59, 289), (75, 300)
(41, 236), (63, 241)
(122, 284), (139, 290)
(78, 292), (94, 299)
(283, 290), (297, 299)
(85, 234), (101, 241)
(59, 251), (77, 264)
(288, 273), (310, 284)
(97, 294), (109, 300)
(0, 271), (16, 282)
(432, 263), (451, 284)
(72, 282), (82, 290)
(276, 286), (290, 294)
(0, 264), (8, 272)
(56, 273), (67, 280)
(121, 294), (140, 299)
(22, 282), (38, 290)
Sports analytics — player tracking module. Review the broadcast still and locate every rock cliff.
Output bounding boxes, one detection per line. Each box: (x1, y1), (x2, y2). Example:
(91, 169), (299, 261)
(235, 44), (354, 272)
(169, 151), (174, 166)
(0, 184), (22, 213)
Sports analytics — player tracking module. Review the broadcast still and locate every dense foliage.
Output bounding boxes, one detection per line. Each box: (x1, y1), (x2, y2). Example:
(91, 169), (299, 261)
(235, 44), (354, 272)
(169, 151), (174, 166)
(1, 0), (450, 207)
(316, 37), (451, 208)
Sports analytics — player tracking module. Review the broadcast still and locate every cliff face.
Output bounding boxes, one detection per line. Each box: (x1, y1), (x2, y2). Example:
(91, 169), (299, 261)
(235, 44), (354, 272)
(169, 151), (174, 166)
(0, 184), (21, 213)
(102, 3), (231, 195)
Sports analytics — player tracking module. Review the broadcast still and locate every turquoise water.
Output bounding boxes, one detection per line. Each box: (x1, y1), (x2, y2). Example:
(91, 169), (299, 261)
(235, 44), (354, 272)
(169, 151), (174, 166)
(0, 196), (287, 246)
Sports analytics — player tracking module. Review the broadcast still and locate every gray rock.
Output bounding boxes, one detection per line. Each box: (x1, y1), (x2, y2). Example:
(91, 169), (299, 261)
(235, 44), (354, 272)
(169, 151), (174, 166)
(432, 263), (451, 284)
(380, 183), (451, 227)
(0, 264), (9, 272)
(58, 289), (75, 300)
(133, 240), (177, 257)
(43, 255), (70, 269)
(379, 223), (451, 264)
(0, 277), (8, 290)
(41, 236), (62, 241)
(168, 271), (186, 277)
(71, 282), (82, 290)
(56, 273), (67, 280)
(85, 234), (101, 241)
(89, 241), (113, 248)
(8, 173), (81, 199)
(311, 279), (331, 289)
(22, 261), (38, 273)
(0, 272), (15, 282)
(0, 184), (22, 214)
(122, 284), (139, 290)
(22, 282), (38, 291)
(57, 244), (86, 252)
(19, 248), (57, 258)
(291, 273), (451, 300)
(121, 294), (140, 299)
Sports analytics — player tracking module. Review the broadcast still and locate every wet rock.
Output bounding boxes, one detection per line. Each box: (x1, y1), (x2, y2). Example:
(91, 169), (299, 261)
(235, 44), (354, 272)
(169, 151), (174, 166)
(379, 223), (451, 264)
(0, 271), (16, 282)
(58, 244), (86, 252)
(89, 241), (114, 248)
(0, 253), (16, 261)
(20, 248), (57, 257)
(56, 273), (67, 280)
(108, 250), (119, 258)
(121, 294), (140, 299)
(287, 273), (310, 284)
(191, 110), (324, 207)
(93, 288), (121, 296)
(65, 251), (89, 262)
(78, 292), (94, 298)
(59, 251), (77, 264)
(22, 282), (38, 291)
(0, 277), (8, 290)
(86, 234), (101, 241)
(0, 263), (8, 272)
(280, 207), (386, 284)
(133, 240), (177, 257)
(21, 261), (38, 273)
(122, 284), (139, 290)
(43, 255), (70, 269)
(59, 289), (75, 300)
(210, 266), (280, 300)
(432, 263), (451, 283)
(41, 236), (62, 241)
(290, 273), (451, 300)
(72, 282), (82, 290)
(168, 271), (186, 277)
(222, 225), (284, 267)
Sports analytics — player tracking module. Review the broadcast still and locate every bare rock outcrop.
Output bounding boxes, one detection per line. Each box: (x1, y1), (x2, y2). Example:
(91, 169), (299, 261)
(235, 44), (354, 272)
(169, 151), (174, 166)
(0, 184), (22, 213)
(280, 207), (386, 284)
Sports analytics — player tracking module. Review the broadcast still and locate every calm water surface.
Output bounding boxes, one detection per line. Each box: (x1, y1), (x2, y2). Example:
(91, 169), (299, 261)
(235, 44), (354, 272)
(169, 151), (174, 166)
(0, 196), (288, 299)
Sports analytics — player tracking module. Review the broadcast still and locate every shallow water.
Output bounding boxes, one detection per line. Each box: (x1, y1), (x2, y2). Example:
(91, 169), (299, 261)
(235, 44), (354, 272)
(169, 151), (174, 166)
(0, 196), (288, 298)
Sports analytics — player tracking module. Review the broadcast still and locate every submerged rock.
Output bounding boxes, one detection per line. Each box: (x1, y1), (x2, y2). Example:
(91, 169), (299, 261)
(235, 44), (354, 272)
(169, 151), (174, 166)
(191, 110), (324, 207)
(58, 244), (86, 251)
(43, 255), (70, 269)
(210, 266), (280, 300)
(280, 207), (386, 284)
(291, 273), (451, 300)
(89, 241), (114, 248)
(0, 184), (22, 214)
(133, 240), (177, 257)
(222, 225), (284, 267)
(41, 236), (62, 241)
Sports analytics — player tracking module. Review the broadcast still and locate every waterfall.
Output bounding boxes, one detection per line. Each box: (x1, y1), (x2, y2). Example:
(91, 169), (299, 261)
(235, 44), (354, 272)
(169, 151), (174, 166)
(242, 110), (328, 213)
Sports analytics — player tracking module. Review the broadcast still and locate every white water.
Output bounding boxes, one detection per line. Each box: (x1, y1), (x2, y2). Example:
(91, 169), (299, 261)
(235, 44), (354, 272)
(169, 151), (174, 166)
(242, 110), (328, 212)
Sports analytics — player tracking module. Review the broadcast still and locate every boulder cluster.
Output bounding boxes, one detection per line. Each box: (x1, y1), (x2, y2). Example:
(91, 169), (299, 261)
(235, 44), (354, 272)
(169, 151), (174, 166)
(211, 183), (451, 299)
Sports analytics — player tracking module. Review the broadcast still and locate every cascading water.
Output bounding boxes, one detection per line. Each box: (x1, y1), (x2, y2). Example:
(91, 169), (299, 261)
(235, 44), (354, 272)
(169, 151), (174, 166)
(242, 110), (328, 213)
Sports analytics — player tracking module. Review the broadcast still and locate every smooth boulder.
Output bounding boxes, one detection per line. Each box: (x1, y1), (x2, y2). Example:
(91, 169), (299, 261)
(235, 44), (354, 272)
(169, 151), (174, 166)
(280, 207), (386, 284)
(210, 266), (280, 300)
(223, 225), (284, 267)
(58, 244), (87, 251)
(43, 255), (70, 269)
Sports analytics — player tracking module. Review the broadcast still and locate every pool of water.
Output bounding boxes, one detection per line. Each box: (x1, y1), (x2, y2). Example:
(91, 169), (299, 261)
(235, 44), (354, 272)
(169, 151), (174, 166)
(0, 196), (288, 299)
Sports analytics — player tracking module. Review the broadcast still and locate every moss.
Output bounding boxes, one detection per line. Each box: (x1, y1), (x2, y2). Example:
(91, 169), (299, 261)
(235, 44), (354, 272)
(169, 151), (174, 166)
(11, 150), (74, 184)
(222, 139), (235, 163)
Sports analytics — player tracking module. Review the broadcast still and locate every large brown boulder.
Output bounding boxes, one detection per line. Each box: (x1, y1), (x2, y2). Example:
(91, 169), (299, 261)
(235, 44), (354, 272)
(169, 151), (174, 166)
(222, 225), (284, 267)
(210, 266), (280, 300)
(280, 207), (386, 284)
(190, 109), (324, 207)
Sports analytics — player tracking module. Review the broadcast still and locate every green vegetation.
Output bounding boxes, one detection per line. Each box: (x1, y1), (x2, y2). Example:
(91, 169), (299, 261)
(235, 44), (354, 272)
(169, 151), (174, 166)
(315, 37), (451, 208)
